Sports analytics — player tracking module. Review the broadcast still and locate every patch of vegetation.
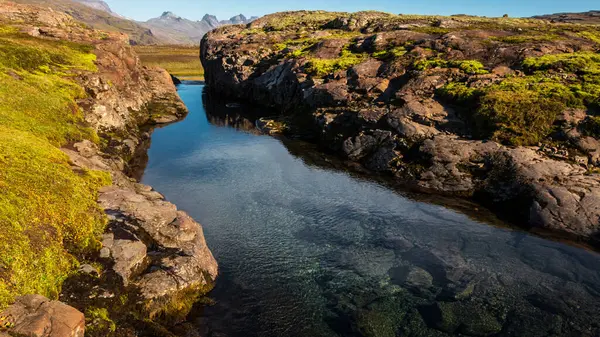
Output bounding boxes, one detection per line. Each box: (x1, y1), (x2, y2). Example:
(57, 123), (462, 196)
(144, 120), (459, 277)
(305, 48), (366, 77)
(439, 53), (600, 145)
(490, 34), (561, 44)
(577, 31), (600, 44)
(86, 307), (117, 334)
(133, 45), (203, 79)
(258, 11), (344, 31)
(0, 25), (110, 308)
(414, 58), (488, 75)
(411, 26), (451, 35)
(0, 34), (96, 74)
(522, 52), (600, 74)
(0, 127), (110, 307)
(372, 46), (407, 60)
(274, 30), (362, 57)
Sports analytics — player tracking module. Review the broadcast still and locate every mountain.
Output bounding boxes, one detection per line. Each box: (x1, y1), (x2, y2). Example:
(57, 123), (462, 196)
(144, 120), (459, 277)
(72, 0), (113, 14)
(11, 0), (161, 44)
(141, 12), (256, 45)
(533, 10), (600, 24)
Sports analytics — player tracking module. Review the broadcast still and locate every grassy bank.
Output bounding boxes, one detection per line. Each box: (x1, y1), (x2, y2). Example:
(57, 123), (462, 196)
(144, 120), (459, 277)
(0, 25), (110, 307)
(134, 45), (204, 80)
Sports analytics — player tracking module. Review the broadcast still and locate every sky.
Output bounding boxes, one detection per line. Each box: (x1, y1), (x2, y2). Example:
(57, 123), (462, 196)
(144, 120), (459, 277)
(103, 0), (599, 22)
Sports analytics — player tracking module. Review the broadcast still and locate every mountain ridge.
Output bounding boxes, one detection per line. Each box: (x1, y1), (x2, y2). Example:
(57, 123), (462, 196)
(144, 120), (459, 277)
(141, 11), (257, 45)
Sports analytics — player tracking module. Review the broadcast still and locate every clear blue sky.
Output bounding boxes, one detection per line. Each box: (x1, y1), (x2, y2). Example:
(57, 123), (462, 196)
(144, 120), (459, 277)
(104, 0), (598, 22)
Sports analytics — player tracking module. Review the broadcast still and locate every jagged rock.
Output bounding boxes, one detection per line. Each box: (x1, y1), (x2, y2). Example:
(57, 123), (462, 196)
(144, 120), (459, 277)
(342, 130), (394, 161)
(309, 39), (347, 59)
(78, 264), (99, 276)
(304, 81), (349, 107)
(417, 136), (502, 194)
(0, 295), (85, 337)
(102, 233), (148, 285)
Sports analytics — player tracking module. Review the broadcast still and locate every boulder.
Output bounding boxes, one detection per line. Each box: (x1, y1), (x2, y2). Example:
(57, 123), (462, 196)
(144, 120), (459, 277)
(0, 295), (85, 337)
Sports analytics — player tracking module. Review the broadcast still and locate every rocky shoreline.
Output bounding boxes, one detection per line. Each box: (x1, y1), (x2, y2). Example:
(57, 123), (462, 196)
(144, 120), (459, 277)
(0, 2), (216, 336)
(201, 11), (600, 246)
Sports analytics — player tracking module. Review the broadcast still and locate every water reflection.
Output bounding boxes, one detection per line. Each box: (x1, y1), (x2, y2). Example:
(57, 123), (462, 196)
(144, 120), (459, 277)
(142, 83), (600, 337)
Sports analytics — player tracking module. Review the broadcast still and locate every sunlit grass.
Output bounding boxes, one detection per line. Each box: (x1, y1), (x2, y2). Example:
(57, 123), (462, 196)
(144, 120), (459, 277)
(134, 45), (204, 79)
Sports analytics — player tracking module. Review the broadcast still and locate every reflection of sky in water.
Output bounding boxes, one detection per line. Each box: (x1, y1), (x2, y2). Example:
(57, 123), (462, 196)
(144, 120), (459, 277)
(142, 84), (600, 337)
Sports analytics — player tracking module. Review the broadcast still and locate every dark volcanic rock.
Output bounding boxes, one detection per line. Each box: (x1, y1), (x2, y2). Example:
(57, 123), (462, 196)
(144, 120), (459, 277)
(200, 11), (600, 243)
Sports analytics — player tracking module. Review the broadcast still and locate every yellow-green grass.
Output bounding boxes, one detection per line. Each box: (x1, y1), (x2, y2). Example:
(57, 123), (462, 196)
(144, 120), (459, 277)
(134, 45), (204, 80)
(0, 26), (111, 307)
(438, 52), (600, 146)
(305, 48), (367, 77)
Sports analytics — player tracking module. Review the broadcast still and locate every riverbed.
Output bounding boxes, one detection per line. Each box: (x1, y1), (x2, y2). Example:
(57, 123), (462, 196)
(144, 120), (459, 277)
(141, 83), (600, 337)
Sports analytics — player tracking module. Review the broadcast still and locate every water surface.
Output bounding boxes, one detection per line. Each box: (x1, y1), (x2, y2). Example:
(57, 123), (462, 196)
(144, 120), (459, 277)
(142, 83), (600, 337)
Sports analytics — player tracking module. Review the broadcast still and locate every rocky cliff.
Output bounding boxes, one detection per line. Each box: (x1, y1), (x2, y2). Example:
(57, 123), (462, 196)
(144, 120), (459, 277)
(201, 11), (600, 245)
(0, 1), (216, 336)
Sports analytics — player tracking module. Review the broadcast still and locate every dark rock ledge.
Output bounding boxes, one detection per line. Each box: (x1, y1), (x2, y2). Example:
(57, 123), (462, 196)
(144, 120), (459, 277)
(200, 11), (600, 246)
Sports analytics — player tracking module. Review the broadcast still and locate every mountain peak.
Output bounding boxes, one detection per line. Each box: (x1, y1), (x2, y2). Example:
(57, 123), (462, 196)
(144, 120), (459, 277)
(229, 14), (247, 23)
(161, 11), (180, 19)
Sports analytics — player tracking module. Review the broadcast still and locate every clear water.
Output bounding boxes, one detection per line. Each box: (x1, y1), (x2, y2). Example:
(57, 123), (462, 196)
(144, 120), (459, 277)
(142, 83), (600, 337)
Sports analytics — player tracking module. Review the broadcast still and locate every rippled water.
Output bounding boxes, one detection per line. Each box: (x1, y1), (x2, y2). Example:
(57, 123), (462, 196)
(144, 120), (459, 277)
(141, 83), (600, 337)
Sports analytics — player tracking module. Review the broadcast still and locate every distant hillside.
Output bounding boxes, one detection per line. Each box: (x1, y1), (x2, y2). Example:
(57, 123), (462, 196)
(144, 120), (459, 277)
(533, 10), (600, 24)
(141, 12), (257, 45)
(11, 0), (161, 44)
(72, 0), (113, 14)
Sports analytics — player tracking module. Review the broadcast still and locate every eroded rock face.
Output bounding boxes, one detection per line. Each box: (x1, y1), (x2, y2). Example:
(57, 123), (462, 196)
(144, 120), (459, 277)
(200, 11), (600, 242)
(0, 295), (85, 337)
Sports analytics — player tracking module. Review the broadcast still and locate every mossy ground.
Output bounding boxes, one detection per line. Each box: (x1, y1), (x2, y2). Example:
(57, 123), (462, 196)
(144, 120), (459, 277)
(439, 52), (600, 145)
(134, 45), (204, 79)
(0, 25), (111, 308)
(305, 48), (367, 77)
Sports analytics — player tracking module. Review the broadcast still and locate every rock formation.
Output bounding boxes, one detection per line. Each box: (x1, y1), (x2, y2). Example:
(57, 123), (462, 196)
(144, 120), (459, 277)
(201, 11), (600, 244)
(0, 1), (217, 335)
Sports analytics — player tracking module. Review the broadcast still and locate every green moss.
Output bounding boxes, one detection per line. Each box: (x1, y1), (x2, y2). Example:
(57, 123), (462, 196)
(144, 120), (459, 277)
(577, 31), (600, 44)
(437, 51), (600, 145)
(0, 72), (98, 146)
(0, 24), (111, 308)
(305, 48), (366, 77)
(477, 89), (564, 145)
(0, 128), (111, 307)
(437, 82), (480, 103)
(259, 11), (344, 31)
(491, 34), (561, 44)
(372, 46), (407, 60)
(411, 26), (451, 35)
(86, 307), (117, 333)
(414, 58), (488, 74)
(276, 30), (363, 58)
(0, 31), (96, 74)
(523, 52), (600, 74)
